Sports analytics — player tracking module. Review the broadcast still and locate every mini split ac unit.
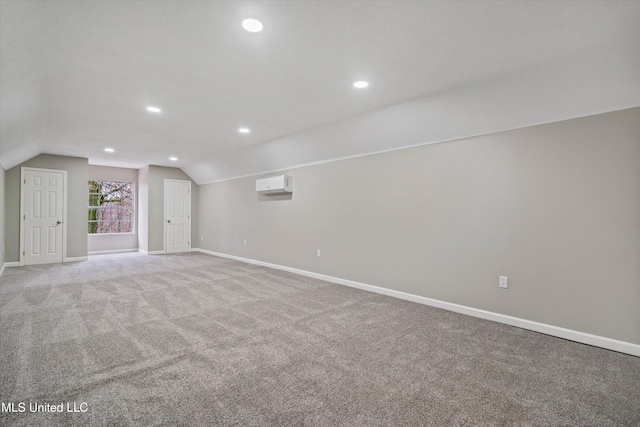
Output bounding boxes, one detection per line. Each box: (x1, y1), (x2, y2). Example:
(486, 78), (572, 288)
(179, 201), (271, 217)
(256, 175), (293, 194)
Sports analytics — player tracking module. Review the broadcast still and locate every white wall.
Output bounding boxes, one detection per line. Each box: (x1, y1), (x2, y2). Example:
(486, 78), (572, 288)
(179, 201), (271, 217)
(197, 108), (640, 346)
(88, 165), (138, 254)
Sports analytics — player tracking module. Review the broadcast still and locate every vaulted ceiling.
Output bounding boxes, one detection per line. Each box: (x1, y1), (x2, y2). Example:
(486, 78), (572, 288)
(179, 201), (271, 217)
(1, 0), (639, 183)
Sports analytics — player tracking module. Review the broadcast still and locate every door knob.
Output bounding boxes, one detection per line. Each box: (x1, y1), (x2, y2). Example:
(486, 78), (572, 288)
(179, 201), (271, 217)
(56, 221), (62, 225)
(167, 220), (171, 223)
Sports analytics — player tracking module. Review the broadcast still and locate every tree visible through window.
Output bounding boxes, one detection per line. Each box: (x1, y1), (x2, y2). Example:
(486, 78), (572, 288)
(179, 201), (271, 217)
(88, 180), (135, 234)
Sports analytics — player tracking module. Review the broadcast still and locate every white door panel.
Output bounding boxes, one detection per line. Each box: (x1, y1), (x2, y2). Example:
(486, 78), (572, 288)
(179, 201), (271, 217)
(22, 168), (65, 265)
(165, 180), (191, 254)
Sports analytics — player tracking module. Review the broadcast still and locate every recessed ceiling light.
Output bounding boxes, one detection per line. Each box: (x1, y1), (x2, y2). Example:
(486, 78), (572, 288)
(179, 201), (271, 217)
(238, 127), (250, 134)
(353, 81), (369, 89)
(104, 148), (114, 153)
(169, 156), (178, 161)
(146, 106), (161, 113)
(242, 19), (263, 32)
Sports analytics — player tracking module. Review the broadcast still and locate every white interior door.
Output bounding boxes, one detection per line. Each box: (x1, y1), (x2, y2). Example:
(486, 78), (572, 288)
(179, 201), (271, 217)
(22, 168), (66, 265)
(165, 179), (191, 254)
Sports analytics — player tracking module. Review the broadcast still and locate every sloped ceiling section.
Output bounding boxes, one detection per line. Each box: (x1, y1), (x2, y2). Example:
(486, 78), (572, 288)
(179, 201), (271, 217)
(1, 0), (639, 182)
(0, 0), (48, 168)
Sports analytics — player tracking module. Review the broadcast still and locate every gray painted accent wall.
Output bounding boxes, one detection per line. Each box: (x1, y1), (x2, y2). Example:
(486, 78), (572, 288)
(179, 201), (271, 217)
(2, 157), (198, 261)
(196, 107), (640, 345)
(4, 158), (198, 262)
(5, 154), (88, 262)
(137, 165), (149, 253)
(139, 165), (198, 253)
(1, 164), (5, 269)
(88, 165), (139, 253)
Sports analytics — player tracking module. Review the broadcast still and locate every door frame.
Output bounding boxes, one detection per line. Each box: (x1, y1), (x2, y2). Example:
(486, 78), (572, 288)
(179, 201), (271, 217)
(163, 179), (191, 254)
(20, 167), (68, 266)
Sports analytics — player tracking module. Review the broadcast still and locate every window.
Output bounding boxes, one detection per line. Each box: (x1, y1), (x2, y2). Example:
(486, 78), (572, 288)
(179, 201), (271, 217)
(88, 180), (135, 234)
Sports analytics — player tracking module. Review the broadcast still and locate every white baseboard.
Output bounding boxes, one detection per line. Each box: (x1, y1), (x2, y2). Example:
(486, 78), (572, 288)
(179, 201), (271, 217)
(191, 248), (640, 357)
(64, 256), (88, 263)
(89, 249), (138, 255)
(4, 259), (87, 267)
(4, 259), (88, 266)
(139, 249), (164, 255)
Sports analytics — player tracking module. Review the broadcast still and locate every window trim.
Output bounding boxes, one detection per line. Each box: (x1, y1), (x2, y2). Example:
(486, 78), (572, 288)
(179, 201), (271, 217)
(88, 180), (136, 235)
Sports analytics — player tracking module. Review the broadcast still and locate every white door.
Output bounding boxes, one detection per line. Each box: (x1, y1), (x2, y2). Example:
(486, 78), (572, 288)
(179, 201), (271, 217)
(165, 180), (191, 253)
(21, 168), (66, 265)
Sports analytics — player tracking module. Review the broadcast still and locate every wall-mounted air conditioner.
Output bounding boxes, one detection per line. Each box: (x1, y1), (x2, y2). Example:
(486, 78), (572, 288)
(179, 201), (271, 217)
(256, 175), (293, 194)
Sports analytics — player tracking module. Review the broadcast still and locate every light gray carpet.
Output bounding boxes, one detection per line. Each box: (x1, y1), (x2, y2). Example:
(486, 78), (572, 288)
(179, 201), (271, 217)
(0, 252), (638, 426)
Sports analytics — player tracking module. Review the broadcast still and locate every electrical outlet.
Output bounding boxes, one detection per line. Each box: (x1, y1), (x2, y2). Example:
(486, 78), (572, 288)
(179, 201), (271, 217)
(317, 249), (321, 257)
(244, 240), (247, 246)
(499, 276), (508, 289)
(200, 235), (204, 241)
